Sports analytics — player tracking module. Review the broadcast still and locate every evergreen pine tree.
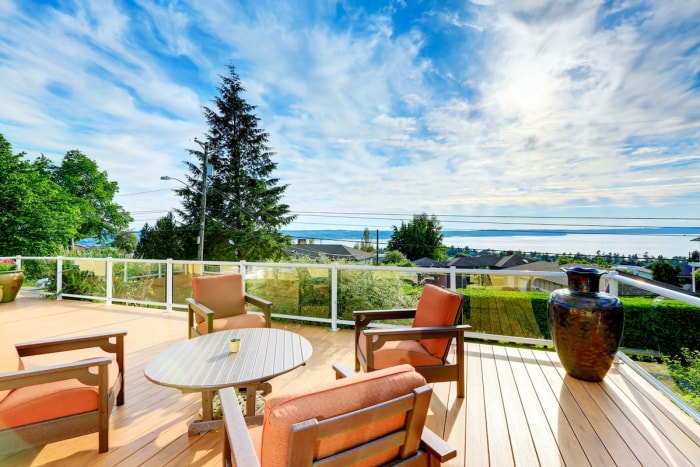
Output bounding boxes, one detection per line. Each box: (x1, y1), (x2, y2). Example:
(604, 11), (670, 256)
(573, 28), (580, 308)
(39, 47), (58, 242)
(178, 64), (295, 261)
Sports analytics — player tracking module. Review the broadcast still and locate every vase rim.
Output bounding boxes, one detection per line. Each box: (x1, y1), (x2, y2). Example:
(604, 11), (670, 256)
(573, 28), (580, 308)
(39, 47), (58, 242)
(561, 266), (604, 275)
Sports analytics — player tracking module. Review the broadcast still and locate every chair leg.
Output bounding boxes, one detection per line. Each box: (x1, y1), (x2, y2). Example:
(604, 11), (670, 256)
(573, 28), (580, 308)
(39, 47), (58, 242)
(456, 336), (465, 398)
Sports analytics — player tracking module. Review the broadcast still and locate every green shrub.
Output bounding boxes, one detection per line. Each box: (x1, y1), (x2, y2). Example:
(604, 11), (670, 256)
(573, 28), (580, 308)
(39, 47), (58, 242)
(663, 348), (700, 410)
(620, 297), (700, 356)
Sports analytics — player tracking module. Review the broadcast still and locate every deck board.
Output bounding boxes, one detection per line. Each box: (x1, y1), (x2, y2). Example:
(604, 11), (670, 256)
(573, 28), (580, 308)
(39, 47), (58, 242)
(0, 297), (698, 466)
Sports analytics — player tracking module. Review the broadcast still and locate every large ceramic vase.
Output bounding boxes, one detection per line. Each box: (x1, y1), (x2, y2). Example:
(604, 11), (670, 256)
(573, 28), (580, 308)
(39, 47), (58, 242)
(0, 270), (25, 303)
(548, 267), (624, 382)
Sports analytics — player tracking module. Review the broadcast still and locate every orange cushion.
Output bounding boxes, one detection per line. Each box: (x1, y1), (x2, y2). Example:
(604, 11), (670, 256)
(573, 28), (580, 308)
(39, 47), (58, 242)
(0, 328), (24, 404)
(358, 334), (444, 369)
(259, 364), (426, 466)
(192, 274), (246, 323)
(195, 313), (267, 334)
(0, 360), (120, 428)
(412, 285), (463, 358)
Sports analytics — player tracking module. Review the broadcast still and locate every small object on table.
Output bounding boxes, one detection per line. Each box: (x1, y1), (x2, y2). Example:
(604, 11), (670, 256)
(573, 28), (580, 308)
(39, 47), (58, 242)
(229, 338), (241, 353)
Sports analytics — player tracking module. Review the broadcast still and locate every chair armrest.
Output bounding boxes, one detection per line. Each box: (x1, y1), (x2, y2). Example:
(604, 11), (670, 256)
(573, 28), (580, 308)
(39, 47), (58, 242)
(220, 387), (261, 467)
(15, 331), (127, 357)
(186, 297), (216, 319)
(420, 427), (457, 462)
(354, 308), (417, 323)
(0, 357), (112, 391)
(363, 324), (472, 342)
(245, 293), (273, 328)
(332, 362), (356, 379)
(186, 297), (216, 337)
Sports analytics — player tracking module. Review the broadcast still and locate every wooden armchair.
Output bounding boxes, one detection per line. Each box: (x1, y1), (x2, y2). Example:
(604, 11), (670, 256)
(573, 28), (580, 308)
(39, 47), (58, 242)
(220, 363), (457, 466)
(186, 273), (272, 338)
(355, 284), (471, 397)
(0, 328), (126, 454)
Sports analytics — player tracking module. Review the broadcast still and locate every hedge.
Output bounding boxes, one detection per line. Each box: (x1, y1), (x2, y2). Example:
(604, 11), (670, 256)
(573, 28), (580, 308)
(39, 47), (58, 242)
(461, 287), (700, 357)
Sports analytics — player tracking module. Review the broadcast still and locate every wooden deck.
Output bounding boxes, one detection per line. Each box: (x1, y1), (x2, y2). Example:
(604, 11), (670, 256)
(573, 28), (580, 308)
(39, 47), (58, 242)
(1, 297), (699, 466)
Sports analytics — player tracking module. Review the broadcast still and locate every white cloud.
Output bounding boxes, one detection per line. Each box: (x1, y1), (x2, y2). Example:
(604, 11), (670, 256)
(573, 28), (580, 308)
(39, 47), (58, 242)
(0, 0), (698, 233)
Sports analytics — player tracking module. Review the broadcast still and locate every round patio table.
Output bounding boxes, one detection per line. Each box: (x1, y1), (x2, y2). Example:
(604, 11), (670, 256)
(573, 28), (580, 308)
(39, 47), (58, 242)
(144, 327), (312, 434)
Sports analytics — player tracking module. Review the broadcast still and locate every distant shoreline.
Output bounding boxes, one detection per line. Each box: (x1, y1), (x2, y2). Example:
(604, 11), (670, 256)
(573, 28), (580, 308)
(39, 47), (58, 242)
(282, 228), (700, 241)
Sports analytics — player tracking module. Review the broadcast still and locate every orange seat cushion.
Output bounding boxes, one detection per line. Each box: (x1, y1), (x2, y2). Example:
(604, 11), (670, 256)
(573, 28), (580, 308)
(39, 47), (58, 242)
(358, 334), (443, 369)
(258, 364), (426, 466)
(195, 313), (267, 334)
(192, 274), (247, 323)
(0, 360), (120, 428)
(412, 284), (463, 357)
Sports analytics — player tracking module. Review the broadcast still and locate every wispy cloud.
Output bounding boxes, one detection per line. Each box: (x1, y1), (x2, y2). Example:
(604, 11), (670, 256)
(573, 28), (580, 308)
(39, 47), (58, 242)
(0, 0), (698, 231)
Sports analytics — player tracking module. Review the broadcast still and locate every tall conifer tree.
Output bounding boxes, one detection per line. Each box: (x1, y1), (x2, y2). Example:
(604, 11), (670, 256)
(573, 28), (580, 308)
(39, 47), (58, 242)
(178, 65), (295, 261)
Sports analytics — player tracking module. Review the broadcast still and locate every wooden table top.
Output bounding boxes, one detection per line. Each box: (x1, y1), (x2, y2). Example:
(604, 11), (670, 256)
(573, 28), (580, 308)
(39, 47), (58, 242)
(144, 328), (313, 392)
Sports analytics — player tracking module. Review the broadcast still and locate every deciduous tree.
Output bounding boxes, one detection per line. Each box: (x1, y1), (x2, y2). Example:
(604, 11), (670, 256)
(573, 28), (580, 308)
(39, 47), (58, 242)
(0, 135), (81, 255)
(650, 261), (681, 286)
(387, 213), (446, 261)
(50, 150), (133, 241)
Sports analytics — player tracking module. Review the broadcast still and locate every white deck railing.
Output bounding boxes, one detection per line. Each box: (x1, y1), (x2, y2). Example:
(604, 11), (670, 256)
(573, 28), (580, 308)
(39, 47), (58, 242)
(6, 254), (700, 422)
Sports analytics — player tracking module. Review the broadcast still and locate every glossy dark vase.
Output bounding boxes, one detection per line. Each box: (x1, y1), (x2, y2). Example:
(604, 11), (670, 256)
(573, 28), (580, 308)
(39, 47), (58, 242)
(548, 267), (624, 382)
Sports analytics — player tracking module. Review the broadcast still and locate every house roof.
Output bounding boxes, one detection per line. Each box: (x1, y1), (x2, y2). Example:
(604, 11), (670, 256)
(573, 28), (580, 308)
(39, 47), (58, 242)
(439, 254), (531, 269)
(413, 257), (440, 267)
(284, 244), (375, 262)
(441, 255), (500, 268)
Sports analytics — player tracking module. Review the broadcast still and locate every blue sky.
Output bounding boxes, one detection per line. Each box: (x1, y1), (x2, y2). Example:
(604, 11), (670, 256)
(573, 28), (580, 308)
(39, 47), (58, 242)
(1, 0), (699, 234)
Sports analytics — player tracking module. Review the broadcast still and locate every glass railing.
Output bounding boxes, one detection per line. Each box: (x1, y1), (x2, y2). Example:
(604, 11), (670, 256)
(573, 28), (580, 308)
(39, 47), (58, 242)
(6, 255), (699, 421)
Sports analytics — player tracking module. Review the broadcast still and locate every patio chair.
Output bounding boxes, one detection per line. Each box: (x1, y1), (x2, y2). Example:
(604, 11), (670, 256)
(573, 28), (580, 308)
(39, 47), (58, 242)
(354, 284), (471, 397)
(0, 328), (126, 454)
(220, 363), (457, 466)
(187, 273), (272, 338)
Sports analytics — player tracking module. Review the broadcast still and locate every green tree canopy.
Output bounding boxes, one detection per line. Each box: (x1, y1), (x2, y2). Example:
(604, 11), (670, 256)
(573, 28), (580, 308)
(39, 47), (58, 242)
(354, 227), (375, 252)
(136, 212), (188, 259)
(387, 213), (446, 261)
(650, 261), (681, 286)
(112, 230), (138, 253)
(0, 134), (132, 256)
(0, 135), (81, 255)
(176, 64), (295, 261)
(381, 250), (411, 266)
(49, 150), (133, 241)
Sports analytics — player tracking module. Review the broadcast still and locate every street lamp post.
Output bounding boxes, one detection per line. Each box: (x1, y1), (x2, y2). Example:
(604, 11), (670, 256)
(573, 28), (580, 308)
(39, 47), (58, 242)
(161, 139), (211, 262)
(194, 138), (210, 262)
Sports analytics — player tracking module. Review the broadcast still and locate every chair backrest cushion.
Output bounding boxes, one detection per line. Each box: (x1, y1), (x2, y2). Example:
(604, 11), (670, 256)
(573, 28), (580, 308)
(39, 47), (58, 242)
(412, 284), (464, 358)
(260, 364), (427, 466)
(0, 327), (24, 404)
(191, 274), (246, 322)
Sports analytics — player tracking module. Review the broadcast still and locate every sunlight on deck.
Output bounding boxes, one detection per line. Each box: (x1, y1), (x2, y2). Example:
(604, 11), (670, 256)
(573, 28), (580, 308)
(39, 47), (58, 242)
(0, 297), (698, 466)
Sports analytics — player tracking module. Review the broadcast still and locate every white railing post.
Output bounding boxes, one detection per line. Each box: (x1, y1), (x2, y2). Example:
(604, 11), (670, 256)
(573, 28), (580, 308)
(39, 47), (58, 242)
(105, 257), (113, 305)
(331, 263), (338, 332)
(450, 266), (457, 291)
(607, 270), (619, 297)
(165, 259), (173, 312)
(56, 256), (63, 300)
(15, 255), (21, 271)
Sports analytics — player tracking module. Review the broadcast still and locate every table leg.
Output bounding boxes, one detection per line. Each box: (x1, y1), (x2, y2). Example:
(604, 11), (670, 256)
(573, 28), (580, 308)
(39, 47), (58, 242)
(201, 389), (214, 420)
(244, 385), (257, 417)
(187, 390), (223, 436)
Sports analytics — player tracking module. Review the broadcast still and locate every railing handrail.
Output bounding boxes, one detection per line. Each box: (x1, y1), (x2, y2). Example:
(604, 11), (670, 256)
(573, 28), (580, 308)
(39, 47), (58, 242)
(8, 254), (700, 423)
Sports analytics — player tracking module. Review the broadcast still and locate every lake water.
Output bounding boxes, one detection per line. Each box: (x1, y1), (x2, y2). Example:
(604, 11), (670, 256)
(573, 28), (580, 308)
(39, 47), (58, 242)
(442, 233), (699, 259)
